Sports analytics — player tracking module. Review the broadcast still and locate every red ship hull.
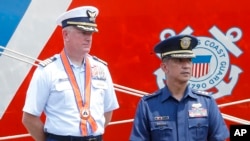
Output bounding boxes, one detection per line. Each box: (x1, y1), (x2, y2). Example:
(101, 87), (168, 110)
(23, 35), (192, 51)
(1, 0), (250, 140)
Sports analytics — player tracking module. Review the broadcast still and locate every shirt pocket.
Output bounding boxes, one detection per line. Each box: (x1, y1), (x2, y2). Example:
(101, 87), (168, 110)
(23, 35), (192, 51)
(188, 118), (208, 141)
(91, 80), (107, 106)
(150, 120), (175, 141)
(51, 80), (75, 106)
(92, 79), (108, 90)
(55, 80), (72, 91)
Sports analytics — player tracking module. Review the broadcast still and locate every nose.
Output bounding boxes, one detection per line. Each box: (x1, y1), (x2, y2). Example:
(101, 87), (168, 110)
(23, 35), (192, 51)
(84, 35), (92, 42)
(182, 59), (192, 68)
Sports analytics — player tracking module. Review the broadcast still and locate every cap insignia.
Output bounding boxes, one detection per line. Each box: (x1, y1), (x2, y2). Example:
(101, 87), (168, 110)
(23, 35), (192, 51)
(87, 10), (97, 22)
(180, 37), (191, 49)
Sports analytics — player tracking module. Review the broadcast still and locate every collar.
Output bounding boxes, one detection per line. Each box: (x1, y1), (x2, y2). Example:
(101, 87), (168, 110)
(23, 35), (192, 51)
(160, 85), (197, 102)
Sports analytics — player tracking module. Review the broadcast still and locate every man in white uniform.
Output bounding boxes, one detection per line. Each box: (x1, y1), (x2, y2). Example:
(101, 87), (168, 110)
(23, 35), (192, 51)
(22, 6), (119, 141)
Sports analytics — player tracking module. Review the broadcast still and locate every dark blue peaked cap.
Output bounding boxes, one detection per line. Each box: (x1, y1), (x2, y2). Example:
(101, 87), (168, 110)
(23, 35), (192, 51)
(154, 34), (198, 59)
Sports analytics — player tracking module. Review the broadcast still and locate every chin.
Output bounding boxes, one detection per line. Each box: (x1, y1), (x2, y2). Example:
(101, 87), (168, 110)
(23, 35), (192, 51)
(180, 77), (191, 82)
(82, 49), (90, 53)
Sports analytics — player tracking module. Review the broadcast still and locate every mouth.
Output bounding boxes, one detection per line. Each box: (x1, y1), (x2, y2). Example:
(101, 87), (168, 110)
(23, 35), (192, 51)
(82, 43), (89, 45)
(181, 72), (191, 75)
(81, 44), (91, 48)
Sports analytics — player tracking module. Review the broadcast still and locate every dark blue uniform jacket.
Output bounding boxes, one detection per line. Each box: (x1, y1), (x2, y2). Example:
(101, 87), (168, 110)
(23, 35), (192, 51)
(130, 86), (229, 141)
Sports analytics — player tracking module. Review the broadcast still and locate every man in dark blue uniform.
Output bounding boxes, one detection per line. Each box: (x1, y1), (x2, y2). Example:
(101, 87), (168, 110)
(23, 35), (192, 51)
(129, 34), (229, 141)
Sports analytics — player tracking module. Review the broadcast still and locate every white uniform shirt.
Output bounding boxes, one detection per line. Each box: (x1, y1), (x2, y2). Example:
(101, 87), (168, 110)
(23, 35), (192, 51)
(23, 54), (119, 136)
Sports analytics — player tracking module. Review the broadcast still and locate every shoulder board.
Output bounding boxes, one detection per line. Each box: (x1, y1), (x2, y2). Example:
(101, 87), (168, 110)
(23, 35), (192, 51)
(144, 90), (161, 100)
(39, 57), (57, 67)
(92, 56), (108, 66)
(192, 89), (211, 97)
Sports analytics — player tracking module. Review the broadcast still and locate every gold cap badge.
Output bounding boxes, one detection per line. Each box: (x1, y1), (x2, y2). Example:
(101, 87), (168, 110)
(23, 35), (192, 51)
(180, 37), (191, 49)
(87, 10), (97, 22)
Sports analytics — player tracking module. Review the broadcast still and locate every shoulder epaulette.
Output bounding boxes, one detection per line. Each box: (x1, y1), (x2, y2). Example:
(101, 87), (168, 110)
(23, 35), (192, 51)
(92, 56), (108, 66)
(144, 90), (161, 100)
(39, 57), (57, 67)
(192, 89), (211, 97)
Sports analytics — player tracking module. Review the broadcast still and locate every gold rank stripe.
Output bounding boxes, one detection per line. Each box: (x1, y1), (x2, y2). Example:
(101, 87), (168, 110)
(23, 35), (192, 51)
(161, 50), (194, 57)
(67, 21), (97, 27)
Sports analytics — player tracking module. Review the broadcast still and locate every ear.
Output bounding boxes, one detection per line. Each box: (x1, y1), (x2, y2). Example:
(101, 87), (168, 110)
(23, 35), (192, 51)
(62, 29), (69, 41)
(160, 62), (168, 73)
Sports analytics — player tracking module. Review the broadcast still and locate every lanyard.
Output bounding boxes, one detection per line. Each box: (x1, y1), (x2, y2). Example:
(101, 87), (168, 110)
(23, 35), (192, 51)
(60, 50), (97, 136)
